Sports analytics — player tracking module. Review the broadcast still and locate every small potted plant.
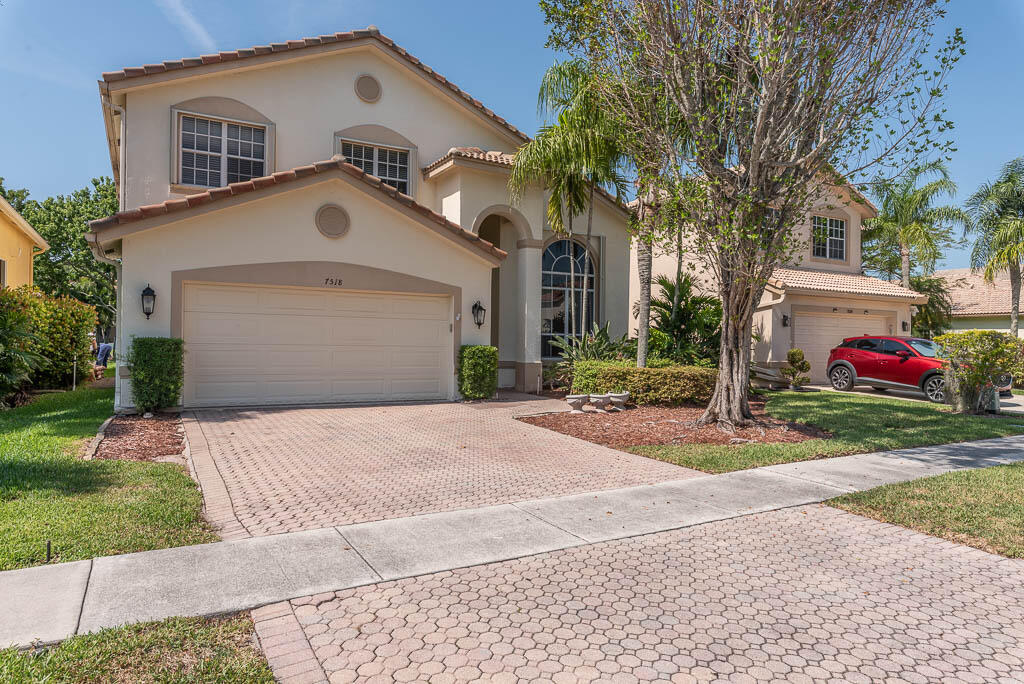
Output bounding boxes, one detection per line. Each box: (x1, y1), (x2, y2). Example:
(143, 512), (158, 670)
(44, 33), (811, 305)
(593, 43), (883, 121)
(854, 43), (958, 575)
(780, 348), (811, 390)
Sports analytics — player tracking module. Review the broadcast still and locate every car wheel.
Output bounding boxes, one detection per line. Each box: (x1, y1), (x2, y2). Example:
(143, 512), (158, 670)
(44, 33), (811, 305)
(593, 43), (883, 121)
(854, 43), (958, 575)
(923, 375), (945, 403)
(829, 366), (854, 392)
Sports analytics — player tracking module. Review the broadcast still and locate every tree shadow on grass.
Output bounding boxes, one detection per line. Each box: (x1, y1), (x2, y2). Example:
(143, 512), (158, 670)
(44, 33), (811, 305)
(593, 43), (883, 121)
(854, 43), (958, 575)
(0, 457), (120, 500)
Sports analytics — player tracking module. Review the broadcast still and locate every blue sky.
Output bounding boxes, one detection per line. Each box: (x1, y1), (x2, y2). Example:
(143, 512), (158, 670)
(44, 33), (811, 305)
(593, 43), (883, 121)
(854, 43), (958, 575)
(0, 0), (1020, 270)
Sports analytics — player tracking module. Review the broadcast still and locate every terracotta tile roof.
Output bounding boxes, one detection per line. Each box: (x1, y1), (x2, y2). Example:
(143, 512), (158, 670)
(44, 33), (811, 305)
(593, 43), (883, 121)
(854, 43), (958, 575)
(423, 147), (628, 216)
(423, 147), (516, 173)
(770, 267), (926, 300)
(100, 28), (529, 145)
(87, 158), (505, 260)
(935, 268), (1017, 316)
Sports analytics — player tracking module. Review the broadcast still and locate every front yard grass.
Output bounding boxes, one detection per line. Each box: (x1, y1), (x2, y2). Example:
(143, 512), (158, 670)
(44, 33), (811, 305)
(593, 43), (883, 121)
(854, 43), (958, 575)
(630, 391), (1024, 473)
(0, 614), (273, 683)
(0, 386), (217, 571)
(830, 462), (1024, 558)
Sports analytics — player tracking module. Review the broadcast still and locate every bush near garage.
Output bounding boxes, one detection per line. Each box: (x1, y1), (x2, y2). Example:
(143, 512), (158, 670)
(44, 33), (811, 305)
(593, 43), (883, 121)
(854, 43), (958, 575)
(934, 330), (1021, 414)
(458, 345), (498, 400)
(0, 286), (96, 389)
(571, 360), (716, 406)
(126, 337), (185, 412)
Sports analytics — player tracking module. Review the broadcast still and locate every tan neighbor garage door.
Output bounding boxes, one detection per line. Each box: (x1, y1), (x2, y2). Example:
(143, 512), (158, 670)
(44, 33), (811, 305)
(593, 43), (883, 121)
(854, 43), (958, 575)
(793, 313), (888, 383)
(182, 282), (452, 407)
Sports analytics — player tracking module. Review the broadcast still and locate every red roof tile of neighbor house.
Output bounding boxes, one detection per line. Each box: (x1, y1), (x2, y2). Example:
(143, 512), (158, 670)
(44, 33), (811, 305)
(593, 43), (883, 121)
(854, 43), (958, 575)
(87, 159), (506, 260)
(935, 268), (1016, 316)
(100, 28), (529, 145)
(770, 267), (925, 300)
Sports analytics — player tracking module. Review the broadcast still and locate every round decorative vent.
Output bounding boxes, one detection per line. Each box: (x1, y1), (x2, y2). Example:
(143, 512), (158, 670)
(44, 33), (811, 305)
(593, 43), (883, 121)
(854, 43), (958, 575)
(355, 74), (382, 103)
(316, 204), (351, 238)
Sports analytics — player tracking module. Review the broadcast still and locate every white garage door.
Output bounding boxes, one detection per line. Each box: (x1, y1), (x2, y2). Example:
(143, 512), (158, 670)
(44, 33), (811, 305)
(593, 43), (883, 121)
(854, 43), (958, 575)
(793, 313), (888, 383)
(182, 282), (452, 407)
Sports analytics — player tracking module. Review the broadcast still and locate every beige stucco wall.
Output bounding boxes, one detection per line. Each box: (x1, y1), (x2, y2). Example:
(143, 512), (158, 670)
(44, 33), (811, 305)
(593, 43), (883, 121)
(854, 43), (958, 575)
(0, 214), (39, 287)
(115, 179), (494, 409)
(119, 44), (515, 212)
(949, 316), (1024, 338)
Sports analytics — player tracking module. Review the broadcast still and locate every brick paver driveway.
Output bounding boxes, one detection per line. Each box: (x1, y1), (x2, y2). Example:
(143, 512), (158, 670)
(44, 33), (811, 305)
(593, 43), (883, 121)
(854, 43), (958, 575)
(187, 398), (697, 537)
(283, 505), (1024, 683)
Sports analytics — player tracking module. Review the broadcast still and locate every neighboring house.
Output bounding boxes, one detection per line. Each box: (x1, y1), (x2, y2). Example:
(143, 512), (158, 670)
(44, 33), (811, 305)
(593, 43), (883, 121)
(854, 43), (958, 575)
(87, 27), (631, 411)
(629, 187), (927, 382)
(0, 194), (48, 288)
(935, 268), (1024, 338)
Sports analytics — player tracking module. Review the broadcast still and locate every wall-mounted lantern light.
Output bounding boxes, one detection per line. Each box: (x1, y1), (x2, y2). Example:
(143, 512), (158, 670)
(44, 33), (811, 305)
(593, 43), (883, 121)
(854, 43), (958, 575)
(141, 284), (156, 319)
(832, 307), (838, 313)
(781, 314), (790, 327)
(901, 321), (909, 332)
(471, 300), (486, 328)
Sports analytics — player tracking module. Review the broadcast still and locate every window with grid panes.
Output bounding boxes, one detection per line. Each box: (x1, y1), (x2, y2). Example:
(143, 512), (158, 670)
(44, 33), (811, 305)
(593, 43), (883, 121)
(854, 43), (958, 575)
(339, 140), (409, 194)
(180, 115), (266, 187)
(811, 215), (846, 260)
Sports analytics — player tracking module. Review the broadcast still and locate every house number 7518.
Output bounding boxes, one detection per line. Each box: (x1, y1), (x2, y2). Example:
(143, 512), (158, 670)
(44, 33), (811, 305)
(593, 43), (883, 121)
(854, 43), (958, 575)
(323, 277), (343, 287)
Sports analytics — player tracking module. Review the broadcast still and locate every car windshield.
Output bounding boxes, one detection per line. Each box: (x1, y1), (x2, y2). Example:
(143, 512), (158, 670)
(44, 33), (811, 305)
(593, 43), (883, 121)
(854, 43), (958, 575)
(908, 339), (939, 357)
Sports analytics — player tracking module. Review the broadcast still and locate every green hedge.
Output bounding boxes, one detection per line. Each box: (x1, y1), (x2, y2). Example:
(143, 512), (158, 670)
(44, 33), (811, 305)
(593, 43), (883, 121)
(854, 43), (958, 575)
(0, 286), (96, 389)
(126, 337), (184, 412)
(458, 345), (498, 400)
(571, 360), (716, 406)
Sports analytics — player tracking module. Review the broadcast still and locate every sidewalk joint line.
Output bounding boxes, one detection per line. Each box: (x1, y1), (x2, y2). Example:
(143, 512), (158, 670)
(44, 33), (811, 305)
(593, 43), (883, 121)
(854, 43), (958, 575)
(74, 558), (93, 635)
(335, 528), (383, 581)
(760, 469), (859, 494)
(510, 502), (588, 543)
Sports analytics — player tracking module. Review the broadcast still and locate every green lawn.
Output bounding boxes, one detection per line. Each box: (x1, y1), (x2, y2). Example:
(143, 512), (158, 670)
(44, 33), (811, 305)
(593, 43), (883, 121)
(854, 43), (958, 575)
(631, 391), (1024, 473)
(0, 386), (217, 571)
(0, 615), (273, 683)
(830, 462), (1024, 558)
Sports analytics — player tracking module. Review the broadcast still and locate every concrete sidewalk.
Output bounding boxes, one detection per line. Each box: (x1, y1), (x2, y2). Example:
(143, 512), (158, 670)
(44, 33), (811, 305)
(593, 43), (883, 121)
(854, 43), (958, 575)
(3, 434), (1023, 650)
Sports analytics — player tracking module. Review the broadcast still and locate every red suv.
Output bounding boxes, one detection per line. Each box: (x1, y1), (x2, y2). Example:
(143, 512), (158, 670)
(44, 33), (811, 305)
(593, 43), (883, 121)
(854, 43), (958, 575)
(827, 336), (946, 403)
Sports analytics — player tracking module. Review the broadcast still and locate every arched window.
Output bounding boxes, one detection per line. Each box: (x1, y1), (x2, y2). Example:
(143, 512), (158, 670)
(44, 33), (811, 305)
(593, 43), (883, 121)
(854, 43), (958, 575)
(541, 239), (596, 357)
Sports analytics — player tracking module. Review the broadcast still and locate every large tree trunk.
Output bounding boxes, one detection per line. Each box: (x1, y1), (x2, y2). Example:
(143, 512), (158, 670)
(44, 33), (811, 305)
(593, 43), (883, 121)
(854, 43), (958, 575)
(636, 234), (652, 368)
(900, 242), (911, 290)
(581, 183), (595, 336)
(1009, 262), (1021, 337)
(696, 255), (761, 428)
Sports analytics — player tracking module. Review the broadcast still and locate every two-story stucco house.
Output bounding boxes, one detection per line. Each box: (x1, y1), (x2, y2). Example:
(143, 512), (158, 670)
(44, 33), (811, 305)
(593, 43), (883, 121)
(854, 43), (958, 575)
(0, 194), (48, 288)
(87, 28), (632, 411)
(629, 186), (928, 382)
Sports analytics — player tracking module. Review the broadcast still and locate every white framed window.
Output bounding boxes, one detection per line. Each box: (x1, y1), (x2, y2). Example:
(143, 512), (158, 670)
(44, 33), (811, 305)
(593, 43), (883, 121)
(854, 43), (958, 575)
(541, 239), (597, 358)
(812, 216), (846, 260)
(179, 114), (266, 188)
(339, 140), (410, 195)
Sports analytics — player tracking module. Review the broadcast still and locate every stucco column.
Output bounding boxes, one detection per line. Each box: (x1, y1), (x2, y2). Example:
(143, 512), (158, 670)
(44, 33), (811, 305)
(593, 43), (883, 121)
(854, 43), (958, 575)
(516, 241), (543, 393)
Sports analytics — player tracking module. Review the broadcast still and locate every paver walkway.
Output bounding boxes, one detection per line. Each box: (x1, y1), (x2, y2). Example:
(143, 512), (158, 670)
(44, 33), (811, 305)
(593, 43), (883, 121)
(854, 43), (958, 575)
(186, 399), (697, 538)
(3, 434), (1022, 652)
(286, 504), (1024, 683)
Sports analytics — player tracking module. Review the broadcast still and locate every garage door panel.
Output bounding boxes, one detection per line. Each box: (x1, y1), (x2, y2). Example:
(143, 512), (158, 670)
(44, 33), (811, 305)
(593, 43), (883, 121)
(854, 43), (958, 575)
(794, 313), (887, 382)
(183, 283), (452, 407)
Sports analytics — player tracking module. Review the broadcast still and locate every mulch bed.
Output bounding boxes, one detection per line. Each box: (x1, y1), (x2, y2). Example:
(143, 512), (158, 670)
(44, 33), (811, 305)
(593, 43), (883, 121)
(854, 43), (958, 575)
(518, 398), (830, 448)
(94, 414), (185, 462)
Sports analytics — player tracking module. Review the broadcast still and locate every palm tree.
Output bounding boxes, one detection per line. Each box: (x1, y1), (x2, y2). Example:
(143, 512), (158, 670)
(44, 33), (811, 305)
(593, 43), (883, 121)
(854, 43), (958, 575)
(866, 161), (969, 289)
(965, 158), (1024, 336)
(509, 60), (624, 342)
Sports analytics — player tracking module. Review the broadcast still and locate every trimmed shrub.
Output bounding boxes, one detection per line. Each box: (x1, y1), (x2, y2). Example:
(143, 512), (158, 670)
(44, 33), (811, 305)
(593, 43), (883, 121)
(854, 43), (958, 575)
(780, 348), (811, 388)
(934, 330), (1020, 414)
(458, 345), (498, 400)
(0, 286), (96, 389)
(571, 360), (716, 405)
(126, 337), (185, 412)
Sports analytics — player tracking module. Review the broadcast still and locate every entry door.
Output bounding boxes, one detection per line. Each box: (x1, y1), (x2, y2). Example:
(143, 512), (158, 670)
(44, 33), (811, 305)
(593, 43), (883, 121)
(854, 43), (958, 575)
(182, 282), (452, 407)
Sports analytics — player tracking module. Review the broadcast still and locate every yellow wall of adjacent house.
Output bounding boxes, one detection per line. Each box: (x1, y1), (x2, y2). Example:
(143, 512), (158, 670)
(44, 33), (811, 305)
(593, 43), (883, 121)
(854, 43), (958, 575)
(949, 316), (1024, 338)
(0, 212), (38, 287)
